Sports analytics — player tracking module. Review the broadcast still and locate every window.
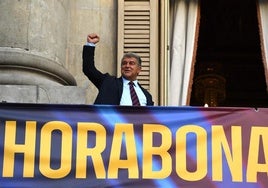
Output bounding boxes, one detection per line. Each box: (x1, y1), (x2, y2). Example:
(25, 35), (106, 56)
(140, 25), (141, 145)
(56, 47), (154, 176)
(190, 0), (268, 107)
(117, 0), (160, 105)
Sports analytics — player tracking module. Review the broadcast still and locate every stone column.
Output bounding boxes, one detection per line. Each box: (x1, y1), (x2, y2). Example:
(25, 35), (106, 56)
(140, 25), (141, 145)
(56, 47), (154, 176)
(0, 0), (76, 86)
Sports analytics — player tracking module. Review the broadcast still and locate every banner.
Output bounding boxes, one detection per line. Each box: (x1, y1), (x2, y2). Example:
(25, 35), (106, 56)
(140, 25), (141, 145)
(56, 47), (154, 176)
(0, 103), (267, 188)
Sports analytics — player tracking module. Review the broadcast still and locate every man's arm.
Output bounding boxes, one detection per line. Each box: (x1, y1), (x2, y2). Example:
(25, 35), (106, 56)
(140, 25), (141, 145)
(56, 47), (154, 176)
(82, 33), (106, 89)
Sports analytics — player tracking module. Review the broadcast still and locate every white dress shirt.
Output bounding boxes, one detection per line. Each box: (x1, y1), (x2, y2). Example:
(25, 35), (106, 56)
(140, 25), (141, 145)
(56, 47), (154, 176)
(120, 77), (147, 106)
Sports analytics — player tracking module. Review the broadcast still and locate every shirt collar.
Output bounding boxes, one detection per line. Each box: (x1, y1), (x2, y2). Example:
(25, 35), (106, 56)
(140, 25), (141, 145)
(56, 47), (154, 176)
(122, 77), (138, 86)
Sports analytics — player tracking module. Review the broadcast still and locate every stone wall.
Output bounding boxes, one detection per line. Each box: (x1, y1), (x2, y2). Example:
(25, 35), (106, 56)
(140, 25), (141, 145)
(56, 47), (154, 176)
(67, 0), (117, 104)
(0, 0), (117, 104)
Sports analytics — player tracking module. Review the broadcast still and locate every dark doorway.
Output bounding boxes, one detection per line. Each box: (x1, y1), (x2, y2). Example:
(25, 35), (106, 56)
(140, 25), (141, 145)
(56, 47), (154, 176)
(190, 0), (268, 107)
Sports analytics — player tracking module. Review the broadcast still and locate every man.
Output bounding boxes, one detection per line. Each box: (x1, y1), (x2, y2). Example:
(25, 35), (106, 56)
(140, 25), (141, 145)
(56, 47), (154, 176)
(82, 33), (154, 106)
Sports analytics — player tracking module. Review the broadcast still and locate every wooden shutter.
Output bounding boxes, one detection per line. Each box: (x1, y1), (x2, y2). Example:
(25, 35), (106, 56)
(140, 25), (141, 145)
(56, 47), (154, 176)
(118, 0), (159, 104)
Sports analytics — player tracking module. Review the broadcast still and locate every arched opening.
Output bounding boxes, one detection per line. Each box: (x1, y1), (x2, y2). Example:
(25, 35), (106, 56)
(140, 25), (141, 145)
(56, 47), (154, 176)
(190, 0), (268, 107)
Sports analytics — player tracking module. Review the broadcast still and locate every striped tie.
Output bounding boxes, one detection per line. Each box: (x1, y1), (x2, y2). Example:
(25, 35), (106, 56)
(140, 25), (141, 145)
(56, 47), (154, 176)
(129, 81), (140, 106)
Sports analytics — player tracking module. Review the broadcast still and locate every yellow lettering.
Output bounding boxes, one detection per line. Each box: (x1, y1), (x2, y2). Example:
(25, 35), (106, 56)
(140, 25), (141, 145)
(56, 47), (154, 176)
(3, 121), (36, 177)
(212, 126), (242, 181)
(143, 124), (172, 179)
(176, 125), (207, 181)
(76, 123), (106, 178)
(108, 123), (138, 178)
(39, 121), (72, 178)
(247, 127), (268, 182)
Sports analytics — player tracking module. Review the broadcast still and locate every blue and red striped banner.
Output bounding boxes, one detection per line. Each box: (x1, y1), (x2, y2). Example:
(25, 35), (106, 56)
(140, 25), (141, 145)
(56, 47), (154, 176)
(0, 103), (267, 188)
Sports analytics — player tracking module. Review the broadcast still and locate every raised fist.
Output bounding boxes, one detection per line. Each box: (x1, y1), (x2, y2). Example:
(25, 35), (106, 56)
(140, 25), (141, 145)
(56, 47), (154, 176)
(87, 33), (100, 44)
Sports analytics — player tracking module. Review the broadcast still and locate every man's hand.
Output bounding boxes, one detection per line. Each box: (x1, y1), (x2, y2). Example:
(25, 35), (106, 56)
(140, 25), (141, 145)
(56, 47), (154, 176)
(87, 33), (100, 44)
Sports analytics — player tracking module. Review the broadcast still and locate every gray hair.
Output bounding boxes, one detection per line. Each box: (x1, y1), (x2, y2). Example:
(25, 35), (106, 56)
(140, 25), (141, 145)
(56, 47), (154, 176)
(121, 52), (142, 66)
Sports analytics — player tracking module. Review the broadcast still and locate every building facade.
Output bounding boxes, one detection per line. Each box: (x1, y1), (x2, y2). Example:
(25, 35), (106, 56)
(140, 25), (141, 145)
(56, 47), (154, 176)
(1, 0), (268, 107)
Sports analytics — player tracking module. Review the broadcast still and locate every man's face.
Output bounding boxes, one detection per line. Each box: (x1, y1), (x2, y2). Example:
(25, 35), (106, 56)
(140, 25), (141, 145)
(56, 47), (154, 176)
(121, 57), (141, 81)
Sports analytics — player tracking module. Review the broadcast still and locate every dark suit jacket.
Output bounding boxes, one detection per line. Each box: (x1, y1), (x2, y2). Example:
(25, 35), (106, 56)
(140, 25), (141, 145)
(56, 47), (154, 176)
(82, 45), (154, 105)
